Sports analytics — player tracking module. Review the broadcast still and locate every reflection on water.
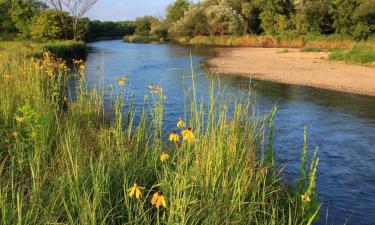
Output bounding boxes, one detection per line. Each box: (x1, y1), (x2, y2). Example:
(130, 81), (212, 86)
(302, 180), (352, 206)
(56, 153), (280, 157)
(85, 40), (375, 225)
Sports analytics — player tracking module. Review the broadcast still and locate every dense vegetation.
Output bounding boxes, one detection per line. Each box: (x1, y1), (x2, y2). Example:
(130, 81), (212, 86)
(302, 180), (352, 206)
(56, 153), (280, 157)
(0, 0), (135, 42)
(0, 42), (321, 224)
(123, 0), (375, 45)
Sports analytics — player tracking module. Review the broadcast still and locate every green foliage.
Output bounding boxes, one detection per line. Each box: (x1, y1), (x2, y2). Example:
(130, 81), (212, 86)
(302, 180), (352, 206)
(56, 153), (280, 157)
(85, 21), (136, 41)
(134, 16), (159, 36)
(300, 46), (324, 52)
(0, 42), (320, 224)
(30, 10), (65, 41)
(329, 44), (375, 64)
(166, 0), (191, 23)
(123, 35), (160, 43)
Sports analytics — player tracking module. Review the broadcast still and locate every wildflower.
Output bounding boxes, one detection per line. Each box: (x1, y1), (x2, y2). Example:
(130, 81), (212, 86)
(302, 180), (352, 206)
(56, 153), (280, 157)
(14, 115), (25, 123)
(169, 131), (179, 142)
(301, 193), (311, 202)
(128, 183), (145, 199)
(182, 127), (195, 142)
(148, 84), (154, 89)
(160, 152), (169, 162)
(79, 64), (85, 71)
(151, 191), (167, 209)
(177, 118), (185, 128)
(12, 131), (18, 138)
(119, 77), (128, 86)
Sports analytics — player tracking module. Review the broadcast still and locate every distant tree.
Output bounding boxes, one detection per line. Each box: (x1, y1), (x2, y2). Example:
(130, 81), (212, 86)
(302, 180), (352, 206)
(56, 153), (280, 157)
(169, 4), (209, 37)
(151, 22), (169, 39)
(166, 0), (191, 23)
(330, 0), (373, 40)
(294, 0), (334, 35)
(256, 0), (295, 36)
(45, 0), (98, 40)
(0, 0), (16, 39)
(205, 2), (246, 35)
(134, 16), (159, 36)
(30, 9), (65, 41)
(10, 0), (46, 38)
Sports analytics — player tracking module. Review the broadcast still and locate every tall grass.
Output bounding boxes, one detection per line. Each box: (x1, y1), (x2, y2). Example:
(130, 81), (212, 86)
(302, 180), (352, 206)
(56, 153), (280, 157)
(328, 44), (375, 64)
(0, 44), (320, 224)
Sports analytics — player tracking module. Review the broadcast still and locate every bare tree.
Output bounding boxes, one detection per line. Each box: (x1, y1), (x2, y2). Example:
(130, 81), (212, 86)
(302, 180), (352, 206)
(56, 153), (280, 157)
(44, 0), (68, 39)
(64, 0), (98, 41)
(45, 0), (98, 40)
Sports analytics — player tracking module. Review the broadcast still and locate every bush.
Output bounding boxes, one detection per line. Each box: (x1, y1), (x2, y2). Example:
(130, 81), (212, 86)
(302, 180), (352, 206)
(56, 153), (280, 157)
(30, 10), (66, 41)
(123, 35), (160, 43)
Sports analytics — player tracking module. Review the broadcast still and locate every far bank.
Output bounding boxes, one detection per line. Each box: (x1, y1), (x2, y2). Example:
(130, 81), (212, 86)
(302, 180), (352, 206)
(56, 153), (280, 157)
(206, 47), (375, 96)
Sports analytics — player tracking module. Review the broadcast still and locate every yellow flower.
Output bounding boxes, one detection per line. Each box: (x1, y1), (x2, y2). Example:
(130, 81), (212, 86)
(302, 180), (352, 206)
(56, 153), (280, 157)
(169, 131), (179, 142)
(128, 183), (145, 199)
(12, 131), (18, 138)
(15, 115), (25, 123)
(151, 191), (167, 209)
(182, 127), (195, 142)
(79, 64), (85, 70)
(301, 193), (311, 202)
(119, 77), (128, 86)
(160, 152), (169, 162)
(177, 118), (185, 128)
(148, 84), (154, 89)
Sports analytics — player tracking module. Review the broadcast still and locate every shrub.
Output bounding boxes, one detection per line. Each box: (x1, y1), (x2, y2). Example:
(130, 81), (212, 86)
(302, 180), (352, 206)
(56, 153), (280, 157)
(30, 10), (66, 41)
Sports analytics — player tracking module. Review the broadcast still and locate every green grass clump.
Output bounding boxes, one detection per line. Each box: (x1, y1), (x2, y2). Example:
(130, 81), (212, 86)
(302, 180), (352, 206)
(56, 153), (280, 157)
(123, 35), (161, 43)
(328, 44), (375, 64)
(0, 43), (320, 224)
(277, 48), (289, 53)
(300, 46), (324, 52)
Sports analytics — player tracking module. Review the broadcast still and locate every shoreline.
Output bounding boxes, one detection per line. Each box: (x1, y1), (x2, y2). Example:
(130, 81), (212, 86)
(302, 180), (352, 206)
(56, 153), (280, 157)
(206, 47), (375, 96)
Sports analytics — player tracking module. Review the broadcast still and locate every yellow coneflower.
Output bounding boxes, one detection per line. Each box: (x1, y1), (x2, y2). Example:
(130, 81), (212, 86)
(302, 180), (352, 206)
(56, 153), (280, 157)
(128, 183), (145, 199)
(160, 152), (169, 162)
(169, 131), (179, 143)
(118, 77), (128, 86)
(301, 193), (311, 202)
(12, 131), (18, 138)
(177, 118), (185, 128)
(182, 127), (195, 142)
(151, 191), (167, 209)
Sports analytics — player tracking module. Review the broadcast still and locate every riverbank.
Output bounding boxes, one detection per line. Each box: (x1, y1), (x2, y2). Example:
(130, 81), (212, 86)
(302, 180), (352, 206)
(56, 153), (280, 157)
(0, 41), (87, 60)
(206, 47), (375, 96)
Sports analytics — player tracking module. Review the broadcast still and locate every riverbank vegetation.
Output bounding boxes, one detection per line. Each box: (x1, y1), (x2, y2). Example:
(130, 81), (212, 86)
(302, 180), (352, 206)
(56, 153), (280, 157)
(124, 0), (374, 51)
(0, 41), (321, 224)
(0, 0), (134, 42)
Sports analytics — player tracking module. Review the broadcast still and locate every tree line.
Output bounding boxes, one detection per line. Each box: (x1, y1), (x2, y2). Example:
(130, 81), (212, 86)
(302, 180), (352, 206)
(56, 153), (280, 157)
(0, 0), (135, 42)
(134, 0), (375, 41)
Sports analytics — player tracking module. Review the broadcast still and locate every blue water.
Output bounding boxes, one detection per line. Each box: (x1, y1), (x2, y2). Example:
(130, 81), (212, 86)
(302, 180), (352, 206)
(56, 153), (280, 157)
(84, 40), (375, 225)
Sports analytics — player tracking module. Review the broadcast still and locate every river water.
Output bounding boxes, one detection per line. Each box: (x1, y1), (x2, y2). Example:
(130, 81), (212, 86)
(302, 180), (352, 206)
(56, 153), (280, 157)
(84, 40), (375, 225)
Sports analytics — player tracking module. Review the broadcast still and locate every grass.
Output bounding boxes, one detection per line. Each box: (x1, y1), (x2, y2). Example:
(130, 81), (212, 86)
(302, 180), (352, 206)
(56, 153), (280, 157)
(277, 49), (289, 53)
(328, 44), (375, 64)
(300, 46), (324, 52)
(123, 35), (163, 44)
(0, 42), (320, 224)
(0, 40), (87, 59)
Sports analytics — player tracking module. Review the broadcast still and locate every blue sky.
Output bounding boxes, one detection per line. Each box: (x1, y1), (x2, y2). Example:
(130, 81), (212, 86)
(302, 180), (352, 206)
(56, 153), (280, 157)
(86, 0), (181, 21)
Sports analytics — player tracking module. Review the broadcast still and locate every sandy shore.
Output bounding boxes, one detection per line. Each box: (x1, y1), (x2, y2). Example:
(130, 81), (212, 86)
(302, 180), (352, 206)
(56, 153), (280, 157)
(206, 48), (375, 96)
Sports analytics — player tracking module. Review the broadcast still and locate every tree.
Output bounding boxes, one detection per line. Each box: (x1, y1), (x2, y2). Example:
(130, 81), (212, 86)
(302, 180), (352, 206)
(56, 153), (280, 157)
(256, 0), (295, 36)
(294, 0), (334, 35)
(10, 0), (46, 38)
(166, 0), (191, 23)
(205, 2), (246, 35)
(0, 0), (16, 39)
(30, 9), (65, 41)
(45, 0), (98, 40)
(134, 16), (159, 36)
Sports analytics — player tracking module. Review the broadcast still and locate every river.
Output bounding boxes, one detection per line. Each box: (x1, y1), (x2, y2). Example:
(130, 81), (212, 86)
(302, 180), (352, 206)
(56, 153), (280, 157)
(84, 40), (375, 225)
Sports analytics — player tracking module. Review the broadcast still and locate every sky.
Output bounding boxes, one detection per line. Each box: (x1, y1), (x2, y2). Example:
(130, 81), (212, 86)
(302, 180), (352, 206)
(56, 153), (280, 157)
(86, 0), (182, 21)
